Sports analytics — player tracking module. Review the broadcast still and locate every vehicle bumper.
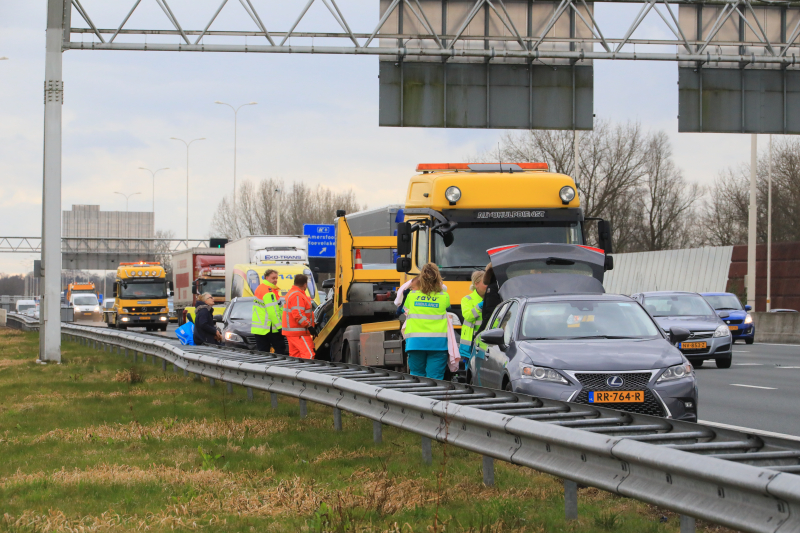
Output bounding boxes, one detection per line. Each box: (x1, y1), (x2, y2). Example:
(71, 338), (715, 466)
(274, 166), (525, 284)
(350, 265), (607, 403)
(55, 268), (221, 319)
(119, 314), (169, 326)
(74, 311), (102, 322)
(730, 324), (754, 340)
(680, 335), (733, 362)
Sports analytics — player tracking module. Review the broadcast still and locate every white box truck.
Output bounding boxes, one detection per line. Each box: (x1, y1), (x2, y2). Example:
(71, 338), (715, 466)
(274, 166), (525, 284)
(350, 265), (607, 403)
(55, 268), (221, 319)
(224, 236), (310, 302)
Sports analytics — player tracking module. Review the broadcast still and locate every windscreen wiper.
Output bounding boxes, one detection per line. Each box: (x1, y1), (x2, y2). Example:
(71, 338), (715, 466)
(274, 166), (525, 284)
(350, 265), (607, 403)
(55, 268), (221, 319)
(571, 335), (637, 339)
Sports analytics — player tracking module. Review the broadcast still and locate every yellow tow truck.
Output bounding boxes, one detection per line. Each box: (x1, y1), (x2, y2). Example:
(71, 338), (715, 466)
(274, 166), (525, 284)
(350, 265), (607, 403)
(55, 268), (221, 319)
(106, 262), (172, 332)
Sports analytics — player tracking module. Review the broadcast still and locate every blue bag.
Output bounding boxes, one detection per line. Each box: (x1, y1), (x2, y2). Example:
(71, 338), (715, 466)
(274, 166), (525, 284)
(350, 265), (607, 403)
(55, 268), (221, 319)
(175, 322), (195, 345)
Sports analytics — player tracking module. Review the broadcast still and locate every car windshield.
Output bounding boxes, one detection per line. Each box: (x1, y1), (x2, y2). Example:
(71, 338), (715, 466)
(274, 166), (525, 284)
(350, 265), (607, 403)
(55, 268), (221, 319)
(643, 294), (715, 317)
(229, 300), (253, 320)
(433, 223), (582, 270)
(104, 301), (114, 309)
(198, 279), (226, 298)
(120, 281), (167, 299)
(18, 304), (36, 312)
(703, 294), (743, 311)
(73, 295), (98, 306)
(520, 300), (661, 340)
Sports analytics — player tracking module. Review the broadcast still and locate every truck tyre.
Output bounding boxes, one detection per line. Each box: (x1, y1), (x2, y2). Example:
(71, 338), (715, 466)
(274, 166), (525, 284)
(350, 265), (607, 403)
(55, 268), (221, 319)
(343, 343), (358, 365)
(160, 324), (168, 332)
(715, 357), (732, 369)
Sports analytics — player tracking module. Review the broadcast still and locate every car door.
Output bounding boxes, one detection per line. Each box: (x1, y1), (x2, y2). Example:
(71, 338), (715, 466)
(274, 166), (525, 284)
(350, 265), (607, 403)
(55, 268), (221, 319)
(477, 302), (510, 389)
(471, 302), (508, 387)
(485, 301), (520, 390)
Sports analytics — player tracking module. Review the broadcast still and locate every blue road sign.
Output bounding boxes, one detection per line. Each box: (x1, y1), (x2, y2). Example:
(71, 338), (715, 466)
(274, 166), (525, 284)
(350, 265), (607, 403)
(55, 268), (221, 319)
(304, 224), (336, 258)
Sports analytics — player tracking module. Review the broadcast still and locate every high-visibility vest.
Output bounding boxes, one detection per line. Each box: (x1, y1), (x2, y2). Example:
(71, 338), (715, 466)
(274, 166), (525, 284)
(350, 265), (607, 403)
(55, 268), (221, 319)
(282, 286), (315, 337)
(251, 282), (282, 335)
(460, 290), (483, 347)
(403, 290), (449, 340)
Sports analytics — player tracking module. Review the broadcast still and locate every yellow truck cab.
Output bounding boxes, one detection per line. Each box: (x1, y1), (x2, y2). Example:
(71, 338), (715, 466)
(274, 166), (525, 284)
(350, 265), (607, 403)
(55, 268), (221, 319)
(106, 262), (172, 332)
(314, 162), (613, 371)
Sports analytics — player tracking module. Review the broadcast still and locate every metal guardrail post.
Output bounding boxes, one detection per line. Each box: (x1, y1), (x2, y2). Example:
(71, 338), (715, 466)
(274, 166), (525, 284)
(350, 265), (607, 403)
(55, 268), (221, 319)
(184, 368), (188, 376)
(681, 515), (696, 533)
(483, 455), (495, 486)
(373, 421), (382, 443)
(142, 352), (146, 362)
(246, 387), (253, 401)
(209, 378), (215, 386)
(173, 363), (177, 373)
(227, 382), (233, 394)
(564, 480), (578, 521)
(299, 399), (308, 418)
(333, 407), (342, 431)
(133, 351), (137, 363)
(421, 436), (432, 465)
(162, 359), (167, 371)
(271, 392), (278, 409)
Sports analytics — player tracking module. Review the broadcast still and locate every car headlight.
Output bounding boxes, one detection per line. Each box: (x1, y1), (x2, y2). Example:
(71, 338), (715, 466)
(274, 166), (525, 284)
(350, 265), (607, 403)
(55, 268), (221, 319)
(519, 363), (568, 384)
(224, 331), (244, 343)
(744, 313), (753, 324)
(94, 306), (100, 312)
(714, 325), (731, 337)
(559, 186), (576, 204)
(444, 186), (462, 203)
(657, 363), (693, 382)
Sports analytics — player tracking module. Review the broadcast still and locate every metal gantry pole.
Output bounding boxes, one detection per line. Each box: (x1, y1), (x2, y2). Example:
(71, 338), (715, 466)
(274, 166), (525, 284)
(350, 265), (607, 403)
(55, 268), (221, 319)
(40, 0), (67, 363)
(767, 134), (773, 312)
(747, 134), (758, 310)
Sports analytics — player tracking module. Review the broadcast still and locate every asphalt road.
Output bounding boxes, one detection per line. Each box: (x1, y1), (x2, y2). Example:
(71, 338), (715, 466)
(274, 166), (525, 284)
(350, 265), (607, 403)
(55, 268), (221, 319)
(697, 341), (800, 438)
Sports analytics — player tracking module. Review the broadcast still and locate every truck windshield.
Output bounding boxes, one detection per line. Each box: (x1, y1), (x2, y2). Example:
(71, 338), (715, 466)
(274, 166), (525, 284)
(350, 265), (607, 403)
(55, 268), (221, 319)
(120, 281), (167, 299)
(433, 223), (582, 269)
(198, 279), (226, 298)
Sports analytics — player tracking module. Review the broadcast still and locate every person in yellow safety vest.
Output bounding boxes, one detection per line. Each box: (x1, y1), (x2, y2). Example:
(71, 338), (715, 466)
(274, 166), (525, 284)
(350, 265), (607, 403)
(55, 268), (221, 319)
(459, 270), (487, 370)
(403, 263), (450, 380)
(251, 269), (284, 354)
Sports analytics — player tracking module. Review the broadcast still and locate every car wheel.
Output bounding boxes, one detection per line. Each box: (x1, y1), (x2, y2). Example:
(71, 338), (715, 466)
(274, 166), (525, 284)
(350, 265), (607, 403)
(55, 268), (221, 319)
(691, 359), (703, 368)
(342, 343), (353, 365)
(745, 338), (754, 345)
(503, 379), (513, 392)
(715, 357), (732, 369)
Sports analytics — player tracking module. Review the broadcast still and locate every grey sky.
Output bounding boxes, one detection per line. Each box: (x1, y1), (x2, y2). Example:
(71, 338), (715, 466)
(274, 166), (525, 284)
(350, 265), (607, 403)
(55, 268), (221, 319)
(0, 1), (753, 275)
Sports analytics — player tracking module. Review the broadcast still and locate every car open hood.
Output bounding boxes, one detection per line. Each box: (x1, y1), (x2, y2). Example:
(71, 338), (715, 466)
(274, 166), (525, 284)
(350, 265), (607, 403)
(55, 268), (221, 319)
(652, 316), (721, 331)
(516, 338), (683, 371)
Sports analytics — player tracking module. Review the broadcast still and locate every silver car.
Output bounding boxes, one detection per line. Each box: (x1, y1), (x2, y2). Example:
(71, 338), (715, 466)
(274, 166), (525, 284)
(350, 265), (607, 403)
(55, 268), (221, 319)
(632, 291), (733, 369)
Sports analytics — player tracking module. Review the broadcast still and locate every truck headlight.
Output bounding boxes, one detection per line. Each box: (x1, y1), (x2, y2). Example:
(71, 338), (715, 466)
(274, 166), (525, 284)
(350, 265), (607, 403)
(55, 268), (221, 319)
(160, 317), (167, 321)
(121, 317), (129, 322)
(657, 363), (693, 382)
(444, 186), (462, 203)
(714, 325), (731, 337)
(744, 313), (753, 324)
(559, 186), (576, 204)
(224, 331), (243, 343)
(519, 363), (568, 384)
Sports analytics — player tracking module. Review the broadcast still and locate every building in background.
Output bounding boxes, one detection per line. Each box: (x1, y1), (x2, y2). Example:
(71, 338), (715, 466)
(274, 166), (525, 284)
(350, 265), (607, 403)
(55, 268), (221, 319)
(63, 204), (153, 240)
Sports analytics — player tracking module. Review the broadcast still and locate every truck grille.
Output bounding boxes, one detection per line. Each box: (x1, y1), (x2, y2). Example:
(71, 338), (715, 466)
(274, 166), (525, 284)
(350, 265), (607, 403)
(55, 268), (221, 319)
(124, 306), (163, 313)
(573, 372), (666, 418)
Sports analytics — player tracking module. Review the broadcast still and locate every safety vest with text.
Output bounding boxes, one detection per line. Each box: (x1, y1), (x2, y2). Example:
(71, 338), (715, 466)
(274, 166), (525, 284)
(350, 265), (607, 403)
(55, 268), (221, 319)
(460, 290), (483, 347)
(404, 290), (450, 351)
(251, 281), (282, 335)
(282, 286), (315, 337)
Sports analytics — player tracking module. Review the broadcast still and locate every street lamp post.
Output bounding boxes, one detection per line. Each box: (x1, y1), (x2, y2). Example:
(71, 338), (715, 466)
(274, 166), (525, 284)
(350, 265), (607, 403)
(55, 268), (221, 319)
(767, 135), (773, 312)
(170, 137), (205, 242)
(214, 101), (257, 215)
(114, 191), (141, 212)
(138, 167), (169, 219)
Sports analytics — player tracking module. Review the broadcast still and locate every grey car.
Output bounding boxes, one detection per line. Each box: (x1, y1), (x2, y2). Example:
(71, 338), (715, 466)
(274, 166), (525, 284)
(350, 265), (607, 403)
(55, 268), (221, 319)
(632, 291), (733, 369)
(467, 243), (698, 422)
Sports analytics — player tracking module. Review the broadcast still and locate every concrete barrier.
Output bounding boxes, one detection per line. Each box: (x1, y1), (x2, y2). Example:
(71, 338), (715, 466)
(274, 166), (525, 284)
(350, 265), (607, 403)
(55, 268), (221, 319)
(753, 312), (800, 344)
(0, 309), (6, 327)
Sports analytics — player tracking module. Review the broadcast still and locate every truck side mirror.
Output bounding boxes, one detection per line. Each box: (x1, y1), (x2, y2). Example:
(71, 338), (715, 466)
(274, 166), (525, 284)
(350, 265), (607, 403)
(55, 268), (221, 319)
(168, 281), (174, 290)
(396, 257), (412, 273)
(604, 255), (614, 271)
(598, 220), (614, 254)
(321, 278), (335, 289)
(112, 285), (117, 297)
(396, 222), (412, 256)
(191, 285), (197, 295)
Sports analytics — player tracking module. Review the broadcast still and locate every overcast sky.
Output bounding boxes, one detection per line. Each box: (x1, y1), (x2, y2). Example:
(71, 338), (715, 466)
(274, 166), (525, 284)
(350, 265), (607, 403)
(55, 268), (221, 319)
(1, 1), (754, 275)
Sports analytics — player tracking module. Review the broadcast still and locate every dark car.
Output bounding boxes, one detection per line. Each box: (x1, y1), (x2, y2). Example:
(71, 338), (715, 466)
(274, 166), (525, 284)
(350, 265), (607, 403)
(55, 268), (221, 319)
(701, 292), (754, 345)
(632, 291), (732, 368)
(468, 243), (698, 422)
(220, 297), (257, 350)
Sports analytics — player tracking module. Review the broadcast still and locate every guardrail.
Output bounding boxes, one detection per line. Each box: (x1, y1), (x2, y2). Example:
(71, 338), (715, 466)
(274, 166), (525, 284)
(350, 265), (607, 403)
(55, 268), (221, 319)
(22, 323), (800, 533)
(6, 312), (41, 332)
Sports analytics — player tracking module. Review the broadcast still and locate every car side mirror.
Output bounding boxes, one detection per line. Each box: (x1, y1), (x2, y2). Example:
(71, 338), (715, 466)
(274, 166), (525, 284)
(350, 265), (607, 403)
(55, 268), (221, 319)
(322, 278), (335, 289)
(669, 326), (691, 345)
(745, 304), (752, 311)
(480, 328), (506, 347)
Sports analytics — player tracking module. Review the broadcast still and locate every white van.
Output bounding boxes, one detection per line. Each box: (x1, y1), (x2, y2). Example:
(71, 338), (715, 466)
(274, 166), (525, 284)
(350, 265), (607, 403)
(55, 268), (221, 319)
(15, 300), (37, 314)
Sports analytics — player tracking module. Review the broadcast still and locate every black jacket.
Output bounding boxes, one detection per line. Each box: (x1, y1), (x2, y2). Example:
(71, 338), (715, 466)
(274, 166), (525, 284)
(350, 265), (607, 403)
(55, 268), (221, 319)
(193, 304), (219, 345)
(475, 280), (502, 336)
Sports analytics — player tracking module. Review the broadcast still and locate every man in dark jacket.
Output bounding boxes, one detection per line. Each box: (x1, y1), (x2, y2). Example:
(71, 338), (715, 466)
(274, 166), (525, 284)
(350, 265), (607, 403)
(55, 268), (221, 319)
(474, 263), (502, 337)
(193, 293), (222, 346)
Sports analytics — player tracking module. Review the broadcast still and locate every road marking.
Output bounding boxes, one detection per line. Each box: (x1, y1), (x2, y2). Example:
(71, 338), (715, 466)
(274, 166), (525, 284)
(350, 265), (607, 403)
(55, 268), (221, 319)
(777, 366), (800, 369)
(730, 384), (776, 390)
(700, 420), (800, 442)
(734, 363), (762, 366)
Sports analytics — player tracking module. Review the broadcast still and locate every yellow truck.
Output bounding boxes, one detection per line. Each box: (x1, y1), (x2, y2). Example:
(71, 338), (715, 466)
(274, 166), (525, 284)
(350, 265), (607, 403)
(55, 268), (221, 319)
(105, 262), (172, 331)
(313, 162), (613, 369)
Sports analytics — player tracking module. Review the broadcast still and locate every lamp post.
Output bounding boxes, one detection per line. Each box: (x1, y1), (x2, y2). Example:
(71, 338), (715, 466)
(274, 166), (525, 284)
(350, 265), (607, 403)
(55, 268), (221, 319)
(767, 135), (773, 312)
(170, 137), (205, 242)
(114, 191), (141, 212)
(138, 167), (169, 218)
(214, 101), (257, 215)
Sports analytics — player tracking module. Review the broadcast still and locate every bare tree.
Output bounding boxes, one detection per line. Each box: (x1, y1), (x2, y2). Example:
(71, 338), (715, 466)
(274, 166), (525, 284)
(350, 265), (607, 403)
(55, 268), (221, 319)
(154, 229), (176, 281)
(211, 179), (365, 239)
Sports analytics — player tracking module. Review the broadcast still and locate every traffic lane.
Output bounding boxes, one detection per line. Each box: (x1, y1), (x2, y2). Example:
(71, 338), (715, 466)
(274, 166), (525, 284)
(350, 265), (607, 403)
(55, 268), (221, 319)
(696, 343), (800, 437)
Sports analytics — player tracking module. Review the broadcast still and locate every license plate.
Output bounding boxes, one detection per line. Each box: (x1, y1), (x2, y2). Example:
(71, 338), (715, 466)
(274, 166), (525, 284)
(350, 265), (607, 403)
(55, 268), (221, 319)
(729, 325), (738, 331)
(140, 316), (150, 320)
(680, 341), (707, 349)
(589, 391), (645, 403)
(83, 312), (92, 316)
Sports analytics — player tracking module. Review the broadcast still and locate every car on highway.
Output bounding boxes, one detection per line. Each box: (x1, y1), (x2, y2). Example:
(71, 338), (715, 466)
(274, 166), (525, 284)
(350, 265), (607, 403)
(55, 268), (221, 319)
(167, 298), (178, 323)
(71, 293), (102, 322)
(632, 291), (732, 368)
(469, 244), (698, 422)
(220, 297), (257, 350)
(701, 292), (754, 345)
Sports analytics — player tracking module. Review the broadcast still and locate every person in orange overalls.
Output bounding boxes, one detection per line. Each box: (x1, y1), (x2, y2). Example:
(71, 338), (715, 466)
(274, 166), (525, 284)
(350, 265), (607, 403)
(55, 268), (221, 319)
(282, 274), (315, 359)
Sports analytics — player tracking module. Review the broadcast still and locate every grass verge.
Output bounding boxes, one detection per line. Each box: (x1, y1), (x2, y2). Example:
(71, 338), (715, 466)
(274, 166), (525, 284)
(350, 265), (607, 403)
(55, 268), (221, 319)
(0, 328), (736, 532)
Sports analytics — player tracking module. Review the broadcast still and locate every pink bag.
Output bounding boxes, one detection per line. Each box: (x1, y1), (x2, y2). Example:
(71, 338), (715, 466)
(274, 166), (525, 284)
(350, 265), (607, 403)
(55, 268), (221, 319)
(446, 314), (460, 372)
